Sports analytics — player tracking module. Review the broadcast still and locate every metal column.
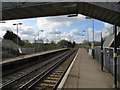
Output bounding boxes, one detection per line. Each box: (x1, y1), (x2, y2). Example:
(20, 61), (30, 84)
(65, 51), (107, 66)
(17, 24), (18, 45)
(114, 25), (117, 88)
(92, 19), (94, 59)
(101, 32), (103, 71)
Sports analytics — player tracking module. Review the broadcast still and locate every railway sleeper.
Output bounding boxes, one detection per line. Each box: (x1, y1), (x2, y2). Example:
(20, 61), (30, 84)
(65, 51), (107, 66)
(36, 85), (54, 89)
(47, 77), (59, 80)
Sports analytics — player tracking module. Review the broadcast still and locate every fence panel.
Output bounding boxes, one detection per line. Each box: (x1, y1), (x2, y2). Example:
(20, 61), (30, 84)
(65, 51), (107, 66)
(94, 46), (101, 63)
(118, 55), (120, 82)
(109, 48), (114, 75)
(117, 49), (120, 82)
(94, 46), (120, 83)
(103, 48), (110, 72)
(21, 44), (61, 55)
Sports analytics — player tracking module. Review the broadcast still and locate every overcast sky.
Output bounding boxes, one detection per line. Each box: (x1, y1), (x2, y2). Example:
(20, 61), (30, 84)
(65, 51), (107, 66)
(0, 14), (113, 43)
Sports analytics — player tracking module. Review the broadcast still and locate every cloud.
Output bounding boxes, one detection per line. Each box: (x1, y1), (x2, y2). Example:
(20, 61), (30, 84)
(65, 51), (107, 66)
(37, 27), (85, 43)
(104, 22), (113, 28)
(19, 26), (37, 41)
(0, 14), (86, 43)
(37, 14), (85, 30)
(98, 22), (113, 38)
(21, 35), (35, 42)
(0, 20), (86, 43)
(58, 29), (84, 43)
(20, 26), (35, 35)
(87, 28), (101, 41)
(36, 14), (86, 43)
(0, 20), (37, 42)
(102, 26), (113, 38)
(70, 28), (82, 36)
(46, 29), (61, 35)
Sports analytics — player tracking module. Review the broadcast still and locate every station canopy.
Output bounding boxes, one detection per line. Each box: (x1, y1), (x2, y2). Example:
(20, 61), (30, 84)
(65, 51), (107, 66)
(1, 2), (120, 26)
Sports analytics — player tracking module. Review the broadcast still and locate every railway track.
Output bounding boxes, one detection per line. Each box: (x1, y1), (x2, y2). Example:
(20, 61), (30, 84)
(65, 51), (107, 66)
(29, 49), (78, 90)
(2, 49), (78, 90)
(2, 50), (69, 89)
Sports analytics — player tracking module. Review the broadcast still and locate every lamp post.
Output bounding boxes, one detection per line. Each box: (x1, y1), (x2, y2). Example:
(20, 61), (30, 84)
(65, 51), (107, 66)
(37, 30), (44, 52)
(82, 34), (85, 48)
(40, 30), (44, 43)
(32, 34), (36, 53)
(38, 30), (39, 42)
(34, 37), (36, 53)
(37, 30), (44, 43)
(56, 35), (60, 42)
(83, 30), (89, 52)
(85, 16), (94, 58)
(13, 23), (22, 45)
(83, 30), (89, 41)
(41, 30), (44, 33)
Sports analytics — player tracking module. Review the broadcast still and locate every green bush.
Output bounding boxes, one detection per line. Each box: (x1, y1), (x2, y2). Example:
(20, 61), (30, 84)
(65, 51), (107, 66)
(2, 52), (17, 59)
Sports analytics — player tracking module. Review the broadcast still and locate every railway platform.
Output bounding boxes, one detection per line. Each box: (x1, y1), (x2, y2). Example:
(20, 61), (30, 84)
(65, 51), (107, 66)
(1, 48), (68, 64)
(1, 48), (69, 76)
(61, 48), (116, 89)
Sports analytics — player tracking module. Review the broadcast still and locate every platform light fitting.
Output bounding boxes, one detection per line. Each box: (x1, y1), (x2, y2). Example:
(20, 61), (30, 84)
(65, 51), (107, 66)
(67, 14), (78, 17)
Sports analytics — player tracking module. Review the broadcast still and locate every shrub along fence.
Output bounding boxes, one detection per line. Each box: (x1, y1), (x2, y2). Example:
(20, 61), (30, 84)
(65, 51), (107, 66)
(2, 39), (21, 59)
(94, 46), (120, 82)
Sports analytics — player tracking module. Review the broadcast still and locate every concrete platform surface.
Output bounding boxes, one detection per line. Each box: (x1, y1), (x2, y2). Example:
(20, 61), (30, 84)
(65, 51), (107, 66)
(63, 48), (115, 88)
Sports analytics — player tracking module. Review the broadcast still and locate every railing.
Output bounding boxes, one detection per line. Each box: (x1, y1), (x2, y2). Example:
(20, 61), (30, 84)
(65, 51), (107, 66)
(93, 46), (120, 82)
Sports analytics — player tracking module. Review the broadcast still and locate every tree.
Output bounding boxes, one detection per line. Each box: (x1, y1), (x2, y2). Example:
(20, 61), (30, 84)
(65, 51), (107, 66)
(50, 41), (56, 45)
(94, 41), (101, 46)
(21, 40), (33, 47)
(57, 40), (67, 48)
(3, 30), (22, 45)
(57, 40), (76, 48)
(72, 41), (76, 48)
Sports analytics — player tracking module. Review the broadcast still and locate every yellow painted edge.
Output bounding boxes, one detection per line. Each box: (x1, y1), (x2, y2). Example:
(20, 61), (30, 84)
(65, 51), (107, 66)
(101, 50), (103, 52)
(114, 53), (117, 57)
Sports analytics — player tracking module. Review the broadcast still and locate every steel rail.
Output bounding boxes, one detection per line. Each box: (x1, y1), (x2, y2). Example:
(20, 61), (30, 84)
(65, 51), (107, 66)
(1, 50), (70, 89)
(18, 49), (76, 90)
(53, 49), (78, 90)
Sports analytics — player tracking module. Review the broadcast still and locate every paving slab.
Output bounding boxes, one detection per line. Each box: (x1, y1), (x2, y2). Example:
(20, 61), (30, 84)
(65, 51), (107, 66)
(63, 48), (116, 88)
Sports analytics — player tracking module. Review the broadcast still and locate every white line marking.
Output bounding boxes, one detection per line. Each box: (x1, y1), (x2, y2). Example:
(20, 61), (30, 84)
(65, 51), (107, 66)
(57, 48), (80, 90)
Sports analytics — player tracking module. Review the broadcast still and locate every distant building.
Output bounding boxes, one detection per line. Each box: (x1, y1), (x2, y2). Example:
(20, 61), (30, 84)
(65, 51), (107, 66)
(35, 39), (44, 43)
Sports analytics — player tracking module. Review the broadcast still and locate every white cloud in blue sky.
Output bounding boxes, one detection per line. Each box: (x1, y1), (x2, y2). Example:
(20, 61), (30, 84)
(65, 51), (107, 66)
(37, 14), (85, 30)
(0, 14), (113, 43)
(104, 22), (112, 28)
(70, 28), (82, 36)
(46, 29), (61, 35)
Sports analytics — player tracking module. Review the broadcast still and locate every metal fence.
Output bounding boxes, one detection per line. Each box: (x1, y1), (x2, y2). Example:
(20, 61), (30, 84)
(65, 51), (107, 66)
(94, 46), (120, 82)
(118, 55), (120, 81)
(94, 46), (101, 63)
(21, 45), (61, 54)
(2, 39), (63, 58)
